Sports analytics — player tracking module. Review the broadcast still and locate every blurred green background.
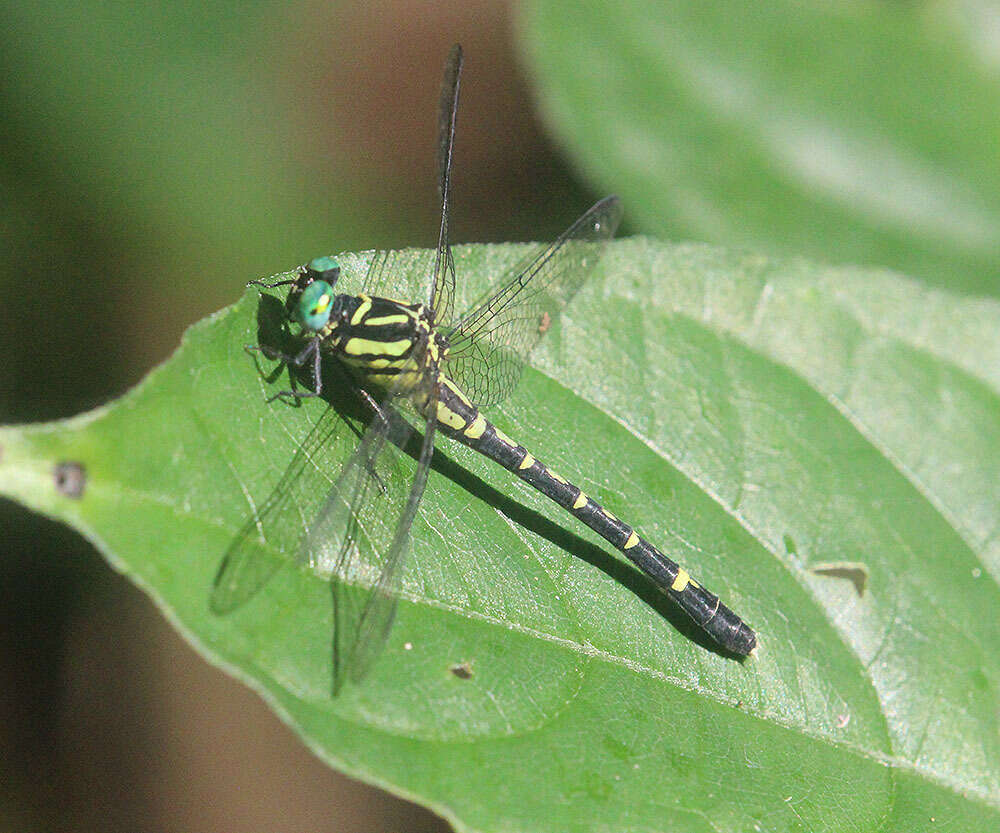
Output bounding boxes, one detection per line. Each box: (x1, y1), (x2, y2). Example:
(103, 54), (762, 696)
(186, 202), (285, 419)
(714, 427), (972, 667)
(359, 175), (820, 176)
(3, 1), (999, 831)
(0, 3), (588, 830)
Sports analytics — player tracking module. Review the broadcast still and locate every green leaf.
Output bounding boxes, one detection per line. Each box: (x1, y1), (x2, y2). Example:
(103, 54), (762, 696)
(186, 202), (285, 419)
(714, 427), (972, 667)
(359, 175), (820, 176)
(519, 0), (1000, 296)
(2, 239), (999, 832)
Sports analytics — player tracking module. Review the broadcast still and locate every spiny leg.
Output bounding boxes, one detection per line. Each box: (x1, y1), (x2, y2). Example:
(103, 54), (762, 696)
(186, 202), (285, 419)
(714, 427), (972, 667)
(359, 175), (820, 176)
(245, 336), (324, 402)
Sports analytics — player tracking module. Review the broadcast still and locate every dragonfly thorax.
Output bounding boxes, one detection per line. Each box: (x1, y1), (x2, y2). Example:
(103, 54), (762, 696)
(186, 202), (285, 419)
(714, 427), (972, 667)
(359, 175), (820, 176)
(312, 293), (446, 393)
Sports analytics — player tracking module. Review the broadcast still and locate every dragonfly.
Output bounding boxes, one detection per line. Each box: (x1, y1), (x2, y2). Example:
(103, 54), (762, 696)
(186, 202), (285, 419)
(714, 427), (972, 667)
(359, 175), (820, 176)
(212, 45), (756, 691)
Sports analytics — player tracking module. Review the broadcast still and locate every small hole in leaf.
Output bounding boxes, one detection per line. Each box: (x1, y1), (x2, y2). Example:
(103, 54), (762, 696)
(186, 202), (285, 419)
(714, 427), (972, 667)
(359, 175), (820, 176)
(450, 661), (473, 680)
(54, 462), (87, 499)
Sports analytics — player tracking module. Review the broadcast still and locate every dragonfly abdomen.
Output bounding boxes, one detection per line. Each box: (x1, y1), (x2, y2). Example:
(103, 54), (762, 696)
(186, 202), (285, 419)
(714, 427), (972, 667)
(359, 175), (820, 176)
(435, 375), (757, 656)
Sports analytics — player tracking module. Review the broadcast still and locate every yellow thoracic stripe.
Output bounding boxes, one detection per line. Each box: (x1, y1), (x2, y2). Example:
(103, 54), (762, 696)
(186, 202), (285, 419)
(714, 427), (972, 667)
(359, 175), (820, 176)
(343, 337), (412, 357)
(364, 313), (413, 326)
(350, 294), (373, 326)
(362, 357), (408, 370)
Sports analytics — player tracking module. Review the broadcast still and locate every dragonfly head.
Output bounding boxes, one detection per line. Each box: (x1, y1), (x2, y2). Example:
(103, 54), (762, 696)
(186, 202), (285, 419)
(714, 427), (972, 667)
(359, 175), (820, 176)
(286, 256), (341, 333)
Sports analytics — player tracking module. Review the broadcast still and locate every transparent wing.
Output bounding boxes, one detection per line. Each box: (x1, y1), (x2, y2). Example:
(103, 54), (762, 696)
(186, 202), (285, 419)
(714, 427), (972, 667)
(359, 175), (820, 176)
(444, 195), (622, 407)
(211, 404), (345, 614)
(212, 291), (361, 614)
(428, 43), (462, 327)
(358, 248), (401, 297)
(354, 248), (435, 307)
(359, 248), (390, 294)
(303, 362), (439, 691)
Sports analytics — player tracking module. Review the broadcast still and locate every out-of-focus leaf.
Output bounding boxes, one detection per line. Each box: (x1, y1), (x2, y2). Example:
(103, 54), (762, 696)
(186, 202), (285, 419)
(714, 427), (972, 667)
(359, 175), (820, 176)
(520, 0), (1000, 296)
(1, 239), (998, 832)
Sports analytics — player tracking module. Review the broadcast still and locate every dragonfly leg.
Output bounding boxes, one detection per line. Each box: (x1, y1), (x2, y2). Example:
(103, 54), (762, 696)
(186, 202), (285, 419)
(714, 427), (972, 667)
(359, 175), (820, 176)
(247, 277), (296, 289)
(245, 338), (325, 403)
(359, 398), (397, 495)
(354, 386), (387, 419)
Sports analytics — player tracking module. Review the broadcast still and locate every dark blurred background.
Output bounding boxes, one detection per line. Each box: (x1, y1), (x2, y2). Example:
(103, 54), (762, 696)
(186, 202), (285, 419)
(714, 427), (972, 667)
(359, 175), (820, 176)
(0, 2), (592, 830)
(5, 0), (1000, 830)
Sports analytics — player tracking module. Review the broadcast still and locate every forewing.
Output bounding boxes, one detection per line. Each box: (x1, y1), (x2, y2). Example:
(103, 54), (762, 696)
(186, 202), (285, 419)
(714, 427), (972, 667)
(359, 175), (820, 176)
(211, 405), (344, 614)
(351, 46), (462, 323)
(444, 195), (623, 407)
(345, 388), (438, 686)
(302, 369), (438, 691)
(428, 43), (463, 327)
(358, 249), (395, 297)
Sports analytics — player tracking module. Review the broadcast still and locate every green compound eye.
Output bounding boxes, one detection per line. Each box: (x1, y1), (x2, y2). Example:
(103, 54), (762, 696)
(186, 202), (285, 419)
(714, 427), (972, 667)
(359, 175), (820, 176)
(305, 256), (340, 284)
(294, 280), (334, 331)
